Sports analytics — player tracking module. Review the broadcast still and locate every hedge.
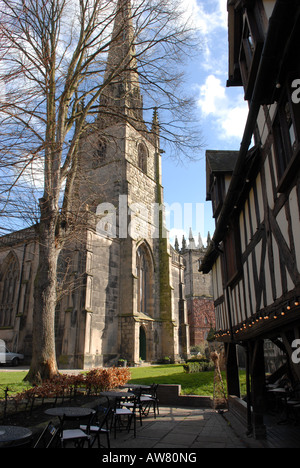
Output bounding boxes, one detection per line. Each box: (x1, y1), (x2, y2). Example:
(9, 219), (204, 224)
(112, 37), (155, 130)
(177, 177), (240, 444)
(183, 360), (214, 373)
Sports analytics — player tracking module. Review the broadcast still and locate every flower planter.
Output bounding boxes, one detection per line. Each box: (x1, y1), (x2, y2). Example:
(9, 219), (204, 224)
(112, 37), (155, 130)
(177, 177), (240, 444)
(118, 360), (127, 367)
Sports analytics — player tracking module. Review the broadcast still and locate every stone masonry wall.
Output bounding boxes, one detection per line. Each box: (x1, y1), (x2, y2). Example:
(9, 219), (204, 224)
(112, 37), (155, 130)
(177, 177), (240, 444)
(187, 297), (215, 346)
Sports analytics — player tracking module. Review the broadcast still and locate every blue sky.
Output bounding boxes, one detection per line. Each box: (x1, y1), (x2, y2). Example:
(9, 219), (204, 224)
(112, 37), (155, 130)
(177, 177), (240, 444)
(1, 0), (248, 242)
(162, 0), (248, 247)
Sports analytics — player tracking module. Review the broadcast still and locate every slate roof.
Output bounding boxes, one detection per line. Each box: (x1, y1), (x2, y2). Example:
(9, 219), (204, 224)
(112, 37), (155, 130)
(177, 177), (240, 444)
(205, 150), (239, 201)
(206, 150), (239, 174)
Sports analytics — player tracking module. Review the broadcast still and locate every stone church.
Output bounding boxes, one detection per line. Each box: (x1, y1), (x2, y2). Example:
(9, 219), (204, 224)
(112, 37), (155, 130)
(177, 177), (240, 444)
(0, 0), (213, 369)
(175, 230), (215, 349)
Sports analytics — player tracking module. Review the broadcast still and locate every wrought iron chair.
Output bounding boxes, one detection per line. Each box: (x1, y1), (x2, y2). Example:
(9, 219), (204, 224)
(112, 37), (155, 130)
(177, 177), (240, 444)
(58, 412), (93, 448)
(120, 388), (143, 427)
(140, 384), (159, 418)
(33, 421), (59, 448)
(111, 394), (138, 438)
(80, 406), (112, 448)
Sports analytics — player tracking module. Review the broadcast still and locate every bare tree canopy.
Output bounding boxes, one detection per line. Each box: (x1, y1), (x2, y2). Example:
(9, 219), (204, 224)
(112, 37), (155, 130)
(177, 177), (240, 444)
(0, 0), (203, 383)
(0, 0), (202, 233)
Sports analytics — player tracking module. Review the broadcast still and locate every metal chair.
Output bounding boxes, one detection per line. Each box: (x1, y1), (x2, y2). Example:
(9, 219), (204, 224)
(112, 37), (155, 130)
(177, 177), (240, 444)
(140, 384), (159, 418)
(111, 394), (138, 438)
(58, 412), (93, 448)
(80, 406), (111, 448)
(120, 388), (143, 427)
(33, 421), (59, 448)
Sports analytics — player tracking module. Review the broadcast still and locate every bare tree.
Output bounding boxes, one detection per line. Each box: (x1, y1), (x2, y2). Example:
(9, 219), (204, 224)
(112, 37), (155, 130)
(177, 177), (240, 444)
(0, 0), (202, 383)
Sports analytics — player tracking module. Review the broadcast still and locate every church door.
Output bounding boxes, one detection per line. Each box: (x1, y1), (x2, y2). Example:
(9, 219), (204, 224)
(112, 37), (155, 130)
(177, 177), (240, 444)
(139, 327), (147, 361)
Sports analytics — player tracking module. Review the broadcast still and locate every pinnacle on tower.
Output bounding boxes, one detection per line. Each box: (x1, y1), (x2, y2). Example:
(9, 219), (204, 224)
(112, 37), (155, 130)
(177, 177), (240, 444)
(198, 233), (204, 249)
(188, 228), (196, 250)
(207, 231), (211, 246)
(151, 107), (159, 133)
(151, 106), (161, 150)
(182, 235), (186, 251)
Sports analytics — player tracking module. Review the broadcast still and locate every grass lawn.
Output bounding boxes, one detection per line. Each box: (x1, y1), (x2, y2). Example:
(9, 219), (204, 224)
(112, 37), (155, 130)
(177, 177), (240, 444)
(0, 371), (32, 399)
(129, 365), (247, 398)
(0, 366), (247, 399)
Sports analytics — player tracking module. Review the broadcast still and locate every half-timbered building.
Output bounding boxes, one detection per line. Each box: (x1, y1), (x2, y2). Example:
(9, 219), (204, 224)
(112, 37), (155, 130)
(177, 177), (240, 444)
(200, 0), (300, 439)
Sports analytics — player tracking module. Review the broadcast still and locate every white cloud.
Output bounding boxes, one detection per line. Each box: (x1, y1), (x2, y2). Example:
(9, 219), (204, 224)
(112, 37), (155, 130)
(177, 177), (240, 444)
(188, 2), (248, 142)
(180, 0), (227, 34)
(17, 157), (45, 190)
(197, 74), (248, 140)
(198, 75), (225, 114)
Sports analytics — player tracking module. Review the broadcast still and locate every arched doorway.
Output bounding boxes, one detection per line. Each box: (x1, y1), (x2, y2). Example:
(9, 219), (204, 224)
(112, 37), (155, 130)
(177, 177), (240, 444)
(139, 326), (146, 361)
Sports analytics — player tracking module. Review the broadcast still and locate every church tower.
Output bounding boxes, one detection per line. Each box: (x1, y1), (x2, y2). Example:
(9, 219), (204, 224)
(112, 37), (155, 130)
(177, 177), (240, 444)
(58, 0), (189, 368)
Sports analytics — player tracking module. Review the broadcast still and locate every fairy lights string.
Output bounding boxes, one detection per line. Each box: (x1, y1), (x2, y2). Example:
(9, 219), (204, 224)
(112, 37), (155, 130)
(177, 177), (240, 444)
(214, 297), (300, 339)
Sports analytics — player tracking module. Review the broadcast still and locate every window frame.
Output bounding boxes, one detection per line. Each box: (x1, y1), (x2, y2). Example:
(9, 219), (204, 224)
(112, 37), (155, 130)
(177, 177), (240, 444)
(93, 138), (107, 168)
(138, 143), (147, 174)
(136, 247), (149, 314)
(212, 175), (225, 218)
(272, 80), (300, 191)
(0, 254), (19, 328)
(239, 8), (264, 100)
(223, 222), (242, 286)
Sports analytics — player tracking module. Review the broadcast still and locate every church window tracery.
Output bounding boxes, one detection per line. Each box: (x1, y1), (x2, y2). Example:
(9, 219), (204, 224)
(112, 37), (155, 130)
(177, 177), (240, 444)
(138, 143), (147, 173)
(0, 253), (19, 327)
(93, 138), (107, 167)
(136, 245), (152, 315)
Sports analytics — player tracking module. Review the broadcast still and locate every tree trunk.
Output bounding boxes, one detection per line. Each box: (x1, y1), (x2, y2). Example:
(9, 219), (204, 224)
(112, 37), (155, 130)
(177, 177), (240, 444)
(25, 214), (60, 384)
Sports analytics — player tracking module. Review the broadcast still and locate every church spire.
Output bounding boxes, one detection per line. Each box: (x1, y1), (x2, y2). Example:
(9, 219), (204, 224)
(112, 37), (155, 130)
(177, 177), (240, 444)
(104, 0), (136, 80)
(100, 0), (143, 123)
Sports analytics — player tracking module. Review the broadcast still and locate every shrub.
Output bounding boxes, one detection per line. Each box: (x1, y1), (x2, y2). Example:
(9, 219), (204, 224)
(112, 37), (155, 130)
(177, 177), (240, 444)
(183, 360), (214, 373)
(186, 357), (209, 364)
(183, 362), (200, 373)
(85, 367), (131, 393)
(11, 367), (131, 404)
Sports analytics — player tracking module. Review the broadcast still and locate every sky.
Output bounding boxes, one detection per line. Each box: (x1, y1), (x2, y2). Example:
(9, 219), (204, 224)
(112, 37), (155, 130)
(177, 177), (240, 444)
(162, 0), (249, 248)
(0, 0), (249, 241)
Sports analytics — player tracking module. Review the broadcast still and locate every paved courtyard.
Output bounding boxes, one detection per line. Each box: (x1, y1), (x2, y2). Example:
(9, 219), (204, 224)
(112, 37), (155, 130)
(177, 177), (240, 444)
(107, 406), (263, 449)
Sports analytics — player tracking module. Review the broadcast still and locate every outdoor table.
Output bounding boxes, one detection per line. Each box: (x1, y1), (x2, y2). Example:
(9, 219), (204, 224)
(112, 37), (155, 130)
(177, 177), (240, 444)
(99, 391), (134, 407)
(0, 425), (33, 447)
(122, 384), (151, 389)
(267, 388), (287, 393)
(44, 406), (95, 422)
(121, 384), (152, 396)
(100, 391), (133, 399)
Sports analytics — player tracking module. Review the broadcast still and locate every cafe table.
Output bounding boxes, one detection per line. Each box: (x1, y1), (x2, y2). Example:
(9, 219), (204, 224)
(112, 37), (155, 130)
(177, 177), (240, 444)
(99, 391), (133, 400)
(44, 406), (95, 421)
(99, 390), (135, 408)
(122, 384), (151, 390)
(0, 425), (33, 447)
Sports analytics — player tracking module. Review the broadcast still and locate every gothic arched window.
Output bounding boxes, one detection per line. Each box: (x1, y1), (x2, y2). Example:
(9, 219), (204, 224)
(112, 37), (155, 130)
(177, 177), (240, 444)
(138, 143), (147, 173)
(93, 138), (107, 168)
(136, 244), (154, 315)
(0, 254), (19, 327)
(136, 247), (148, 313)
